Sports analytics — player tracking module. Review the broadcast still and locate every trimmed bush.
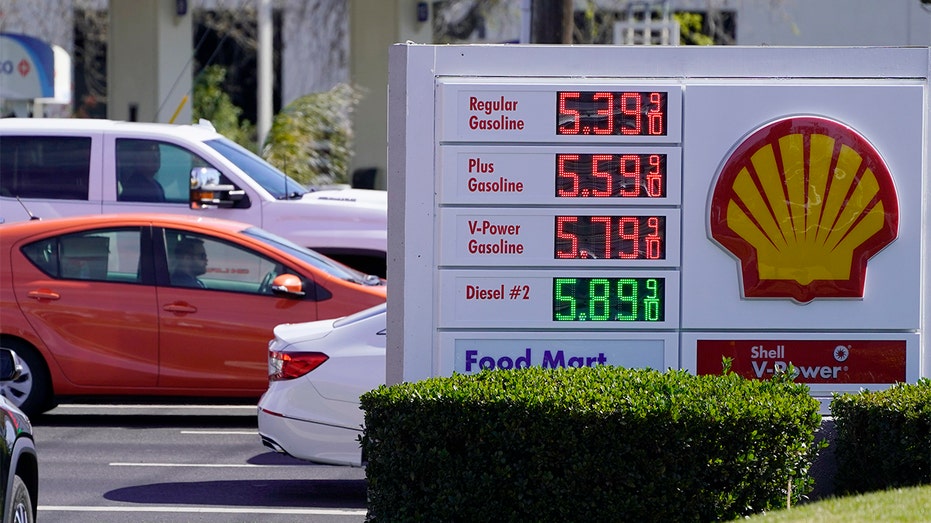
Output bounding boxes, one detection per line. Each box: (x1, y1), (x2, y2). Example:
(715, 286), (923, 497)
(361, 366), (823, 522)
(832, 379), (931, 494)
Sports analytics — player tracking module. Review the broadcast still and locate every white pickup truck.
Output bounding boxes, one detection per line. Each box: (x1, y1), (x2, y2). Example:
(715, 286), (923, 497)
(0, 118), (387, 276)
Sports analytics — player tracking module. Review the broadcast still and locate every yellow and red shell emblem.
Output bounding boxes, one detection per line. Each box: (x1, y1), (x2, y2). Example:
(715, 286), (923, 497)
(710, 116), (898, 303)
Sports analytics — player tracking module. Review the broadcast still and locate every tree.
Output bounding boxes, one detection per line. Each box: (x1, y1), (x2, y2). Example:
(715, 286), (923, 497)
(261, 83), (361, 187)
(192, 64), (256, 149)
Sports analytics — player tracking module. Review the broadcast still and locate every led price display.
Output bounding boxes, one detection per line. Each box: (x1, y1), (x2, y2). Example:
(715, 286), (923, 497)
(557, 91), (667, 136)
(553, 277), (665, 322)
(556, 153), (667, 198)
(555, 215), (665, 260)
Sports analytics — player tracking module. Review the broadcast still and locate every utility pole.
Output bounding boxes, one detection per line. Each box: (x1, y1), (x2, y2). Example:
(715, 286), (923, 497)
(530, 0), (573, 44)
(257, 0), (273, 149)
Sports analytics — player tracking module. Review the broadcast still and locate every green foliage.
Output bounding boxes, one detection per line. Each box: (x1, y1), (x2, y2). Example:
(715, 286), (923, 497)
(192, 65), (256, 150)
(674, 12), (714, 45)
(262, 83), (361, 187)
(361, 366), (823, 522)
(832, 379), (931, 494)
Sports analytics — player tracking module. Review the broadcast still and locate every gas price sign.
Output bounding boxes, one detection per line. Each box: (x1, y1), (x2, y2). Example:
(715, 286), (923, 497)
(556, 91), (667, 136)
(437, 270), (679, 329)
(553, 276), (665, 322)
(556, 152), (667, 198)
(439, 208), (680, 267)
(555, 215), (665, 260)
(391, 44), (929, 398)
(431, 76), (683, 369)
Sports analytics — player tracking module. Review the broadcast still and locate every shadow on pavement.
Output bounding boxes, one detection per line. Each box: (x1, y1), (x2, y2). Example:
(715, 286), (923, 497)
(104, 479), (367, 509)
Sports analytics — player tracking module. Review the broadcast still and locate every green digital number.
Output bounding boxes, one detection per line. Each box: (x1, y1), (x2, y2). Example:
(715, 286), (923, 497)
(554, 277), (576, 321)
(615, 278), (637, 320)
(589, 278), (610, 320)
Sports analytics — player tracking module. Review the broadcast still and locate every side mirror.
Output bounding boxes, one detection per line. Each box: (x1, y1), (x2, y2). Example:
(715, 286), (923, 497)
(189, 167), (245, 209)
(270, 273), (305, 297)
(0, 349), (23, 381)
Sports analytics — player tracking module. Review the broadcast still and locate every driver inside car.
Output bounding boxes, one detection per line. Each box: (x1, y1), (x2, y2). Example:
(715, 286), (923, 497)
(171, 238), (208, 288)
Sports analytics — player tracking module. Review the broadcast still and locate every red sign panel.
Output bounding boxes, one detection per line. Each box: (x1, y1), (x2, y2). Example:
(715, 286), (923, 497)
(709, 116), (898, 303)
(697, 339), (906, 384)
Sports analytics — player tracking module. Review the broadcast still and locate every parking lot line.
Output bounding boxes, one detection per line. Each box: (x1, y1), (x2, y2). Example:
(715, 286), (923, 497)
(110, 462), (272, 468)
(54, 404), (257, 410)
(39, 505), (367, 516)
(180, 430), (258, 435)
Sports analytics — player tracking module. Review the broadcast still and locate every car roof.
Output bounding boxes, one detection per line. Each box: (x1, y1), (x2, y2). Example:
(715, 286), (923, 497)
(0, 118), (223, 141)
(0, 213), (253, 237)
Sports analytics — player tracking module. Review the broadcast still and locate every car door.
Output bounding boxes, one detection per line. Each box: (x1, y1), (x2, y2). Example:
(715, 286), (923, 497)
(155, 227), (319, 393)
(0, 133), (105, 222)
(101, 136), (259, 220)
(104, 138), (208, 207)
(12, 226), (159, 388)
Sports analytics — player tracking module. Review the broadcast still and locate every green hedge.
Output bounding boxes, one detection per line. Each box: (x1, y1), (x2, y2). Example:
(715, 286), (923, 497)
(361, 366), (823, 522)
(831, 379), (931, 494)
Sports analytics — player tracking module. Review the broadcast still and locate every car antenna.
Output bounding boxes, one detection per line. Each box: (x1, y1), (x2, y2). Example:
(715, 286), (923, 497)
(15, 197), (40, 220)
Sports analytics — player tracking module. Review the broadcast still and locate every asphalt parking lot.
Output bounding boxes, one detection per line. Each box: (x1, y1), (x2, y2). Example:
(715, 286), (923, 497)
(33, 401), (368, 523)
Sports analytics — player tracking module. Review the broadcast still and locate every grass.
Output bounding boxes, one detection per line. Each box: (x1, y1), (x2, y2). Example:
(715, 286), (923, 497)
(742, 484), (931, 522)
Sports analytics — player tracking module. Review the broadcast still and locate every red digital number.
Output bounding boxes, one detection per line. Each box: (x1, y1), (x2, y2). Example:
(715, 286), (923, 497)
(555, 216), (578, 258)
(592, 216), (612, 258)
(647, 92), (664, 135)
(619, 154), (641, 197)
(591, 155), (613, 197)
(556, 154), (580, 197)
(617, 217), (639, 259)
(620, 93), (642, 135)
(555, 153), (666, 199)
(646, 216), (662, 259)
(556, 91), (667, 136)
(593, 92), (614, 135)
(554, 215), (665, 260)
(646, 154), (663, 197)
(557, 92), (580, 135)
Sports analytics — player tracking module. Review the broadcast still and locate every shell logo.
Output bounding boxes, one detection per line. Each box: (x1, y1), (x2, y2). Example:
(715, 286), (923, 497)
(709, 116), (898, 303)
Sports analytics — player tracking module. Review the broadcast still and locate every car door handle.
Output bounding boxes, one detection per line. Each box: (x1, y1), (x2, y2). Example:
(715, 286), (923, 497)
(27, 289), (61, 301)
(163, 303), (197, 314)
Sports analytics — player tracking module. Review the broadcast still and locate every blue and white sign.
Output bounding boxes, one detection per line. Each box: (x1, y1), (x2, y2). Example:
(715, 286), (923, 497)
(1, 32), (70, 103)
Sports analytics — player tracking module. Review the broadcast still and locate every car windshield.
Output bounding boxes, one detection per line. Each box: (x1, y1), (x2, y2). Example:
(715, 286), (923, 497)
(243, 227), (384, 286)
(205, 138), (307, 200)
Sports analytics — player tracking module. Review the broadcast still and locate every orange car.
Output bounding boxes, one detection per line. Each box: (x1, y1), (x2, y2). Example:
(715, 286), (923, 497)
(0, 213), (386, 415)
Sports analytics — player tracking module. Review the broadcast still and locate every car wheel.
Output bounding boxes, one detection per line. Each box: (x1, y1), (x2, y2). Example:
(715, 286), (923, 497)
(0, 340), (54, 416)
(6, 475), (34, 523)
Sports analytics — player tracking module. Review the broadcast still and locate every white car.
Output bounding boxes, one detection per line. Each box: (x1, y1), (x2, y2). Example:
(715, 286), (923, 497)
(0, 118), (387, 276)
(257, 303), (386, 466)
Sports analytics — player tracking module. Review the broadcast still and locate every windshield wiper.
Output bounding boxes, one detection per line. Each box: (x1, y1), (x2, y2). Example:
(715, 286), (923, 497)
(345, 274), (385, 286)
(276, 191), (305, 200)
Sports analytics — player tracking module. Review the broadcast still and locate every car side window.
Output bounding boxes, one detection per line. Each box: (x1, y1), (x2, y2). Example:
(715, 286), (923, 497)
(0, 136), (91, 200)
(21, 228), (143, 283)
(116, 140), (212, 204)
(163, 228), (293, 295)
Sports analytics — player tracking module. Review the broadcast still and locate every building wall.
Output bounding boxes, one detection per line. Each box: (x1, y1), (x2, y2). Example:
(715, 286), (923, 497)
(3, 0), (929, 176)
(579, 0), (931, 46)
(728, 0), (931, 45)
(349, 0), (433, 189)
(108, 0), (193, 123)
(280, 0), (350, 102)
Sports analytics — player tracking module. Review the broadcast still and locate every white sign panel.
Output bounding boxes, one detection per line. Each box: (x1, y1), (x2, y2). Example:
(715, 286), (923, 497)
(438, 269), (680, 329)
(388, 44), (930, 394)
(438, 81), (684, 144)
(439, 145), (683, 205)
(439, 207), (681, 267)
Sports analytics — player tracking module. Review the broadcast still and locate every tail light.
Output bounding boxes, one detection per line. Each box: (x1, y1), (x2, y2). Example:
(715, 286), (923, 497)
(268, 351), (329, 381)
